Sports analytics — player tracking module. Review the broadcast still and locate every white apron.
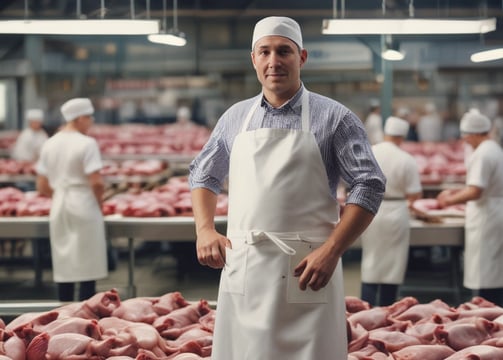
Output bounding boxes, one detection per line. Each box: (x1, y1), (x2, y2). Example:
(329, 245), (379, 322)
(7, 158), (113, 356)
(464, 196), (503, 289)
(211, 91), (347, 360)
(49, 184), (107, 283)
(360, 199), (410, 284)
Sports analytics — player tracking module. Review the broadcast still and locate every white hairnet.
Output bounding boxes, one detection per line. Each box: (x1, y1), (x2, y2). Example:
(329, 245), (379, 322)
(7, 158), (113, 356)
(60, 98), (94, 122)
(384, 116), (409, 137)
(460, 108), (491, 134)
(252, 16), (303, 50)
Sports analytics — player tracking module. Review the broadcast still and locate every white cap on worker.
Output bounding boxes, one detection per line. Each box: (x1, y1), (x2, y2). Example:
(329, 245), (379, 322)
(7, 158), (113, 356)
(252, 16), (303, 50)
(60, 98), (94, 122)
(460, 108), (491, 134)
(384, 116), (409, 137)
(177, 106), (191, 119)
(25, 109), (44, 122)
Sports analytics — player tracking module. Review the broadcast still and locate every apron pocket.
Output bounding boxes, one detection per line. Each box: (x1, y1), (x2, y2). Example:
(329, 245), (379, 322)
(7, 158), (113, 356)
(221, 246), (248, 295)
(287, 242), (328, 304)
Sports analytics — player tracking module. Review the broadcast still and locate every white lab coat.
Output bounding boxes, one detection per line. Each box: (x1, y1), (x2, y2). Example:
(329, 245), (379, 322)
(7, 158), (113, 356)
(463, 139), (503, 289)
(211, 92), (347, 360)
(361, 142), (422, 283)
(36, 130), (107, 282)
(11, 128), (48, 162)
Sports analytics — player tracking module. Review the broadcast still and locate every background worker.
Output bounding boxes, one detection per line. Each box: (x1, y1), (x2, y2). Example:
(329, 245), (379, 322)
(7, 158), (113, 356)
(11, 108), (48, 164)
(36, 97), (108, 302)
(364, 99), (384, 145)
(189, 16), (385, 360)
(437, 108), (503, 306)
(360, 116), (422, 306)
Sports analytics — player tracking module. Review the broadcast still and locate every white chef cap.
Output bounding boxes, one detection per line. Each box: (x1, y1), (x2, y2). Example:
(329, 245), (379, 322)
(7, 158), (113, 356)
(252, 16), (303, 50)
(384, 116), (409, 137)
(60, 98), (94, 122)
(396, 106), (410, 118)
(460, 108), (491, 134)
(177, 106), (191, 119)
(25, 109), (44, 122)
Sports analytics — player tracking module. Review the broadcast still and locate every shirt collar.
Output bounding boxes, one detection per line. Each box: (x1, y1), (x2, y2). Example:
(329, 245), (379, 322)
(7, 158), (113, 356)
(261, 84), (304, 115)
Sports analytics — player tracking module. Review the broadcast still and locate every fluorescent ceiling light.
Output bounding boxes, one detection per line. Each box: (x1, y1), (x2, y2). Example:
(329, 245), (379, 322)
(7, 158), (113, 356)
(381, 49), (405, 61)
(148, 30), (186, 46)
(0, 19), (159, 35)
(470, 48), (503, 63)
(322, 18), (496, 35)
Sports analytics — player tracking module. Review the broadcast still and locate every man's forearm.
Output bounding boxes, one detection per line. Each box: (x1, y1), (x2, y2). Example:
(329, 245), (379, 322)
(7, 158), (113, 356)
(191, 187), (218, 235)
(326, 204), (375, 259)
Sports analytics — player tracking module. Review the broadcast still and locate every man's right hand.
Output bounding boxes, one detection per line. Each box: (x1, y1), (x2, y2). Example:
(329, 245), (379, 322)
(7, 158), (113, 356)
(196, 228), (231, 269)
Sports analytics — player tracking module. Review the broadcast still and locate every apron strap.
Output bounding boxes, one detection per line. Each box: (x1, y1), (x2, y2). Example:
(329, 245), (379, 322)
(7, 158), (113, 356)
(240, 97), (261, 133)
(246, 231), (297, 255)
(301, 90), (310, 131)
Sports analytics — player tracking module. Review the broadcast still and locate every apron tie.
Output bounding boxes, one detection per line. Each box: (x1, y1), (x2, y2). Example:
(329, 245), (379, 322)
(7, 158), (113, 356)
(246, 231), (297, 255)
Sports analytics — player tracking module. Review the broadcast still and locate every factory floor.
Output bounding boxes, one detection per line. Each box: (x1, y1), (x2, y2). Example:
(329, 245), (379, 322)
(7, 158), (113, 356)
(0, 239), (472, 310)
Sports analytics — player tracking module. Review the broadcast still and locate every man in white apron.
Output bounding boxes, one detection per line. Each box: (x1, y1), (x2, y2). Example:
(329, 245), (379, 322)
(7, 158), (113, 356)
(36, 98), (108, 302)
(360, 116), (422, 306)
(437, 108), (503, 306)
(189, 17), (386, 359)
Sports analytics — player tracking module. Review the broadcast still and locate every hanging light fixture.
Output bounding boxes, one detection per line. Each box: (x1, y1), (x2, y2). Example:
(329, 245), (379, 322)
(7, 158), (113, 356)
(0, 0), (159, 35)
(470, 48), (503, 63)
(148, 0), (186, 46)
(381, 35), (404, 61)
(322, 0), (496, 35)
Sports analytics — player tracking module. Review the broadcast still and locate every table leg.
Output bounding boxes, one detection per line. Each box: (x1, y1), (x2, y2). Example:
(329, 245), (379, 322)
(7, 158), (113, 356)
(127, 237), (136, 298)
(31, 239), (42, 288)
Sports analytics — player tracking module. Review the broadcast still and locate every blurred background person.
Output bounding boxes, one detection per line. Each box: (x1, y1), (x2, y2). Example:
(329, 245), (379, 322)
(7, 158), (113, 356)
(437, 108), (503, 306)
(417, 102), (442, 142)
(364, 99), (384, 145)
(11, 108), (48, 164)
(360, 116), (423, 306)
(36, 98), (108, 302)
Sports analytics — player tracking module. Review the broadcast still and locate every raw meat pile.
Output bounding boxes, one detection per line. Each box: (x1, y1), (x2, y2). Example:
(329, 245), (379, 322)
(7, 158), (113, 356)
(0, 159), (36, 176)
(346, 295), (503, 359)
(413, 198), (465, 217)
(101, 160), (169, 177)
(401, 141), (466, 185)
(4, 291), (503, 360)
(0, 131), (19, 151)
(87, 124), (211, 156)
(102, 177), (228, 217)
(0, 187), (51, 217)
(0, 289), (212, 360)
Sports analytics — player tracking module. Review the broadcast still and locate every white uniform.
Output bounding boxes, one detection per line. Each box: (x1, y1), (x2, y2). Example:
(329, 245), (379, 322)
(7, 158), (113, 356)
(36, 131), (107, 283)
(463, 139), (503, 289)
(365, 112), (384, 145)
(417, 113), (442, 142)
(11, 128), (48, 162)
(211, 92), (347, 360)
(361, 141), (422, 284)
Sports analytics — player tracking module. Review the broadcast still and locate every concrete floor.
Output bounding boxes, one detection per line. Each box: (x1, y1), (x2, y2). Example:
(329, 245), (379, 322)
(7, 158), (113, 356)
(0, 239), (470, 312)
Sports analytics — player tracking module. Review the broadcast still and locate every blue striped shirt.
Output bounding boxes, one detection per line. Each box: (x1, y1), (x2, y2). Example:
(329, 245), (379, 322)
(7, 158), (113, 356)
(189, 85), (386, 214)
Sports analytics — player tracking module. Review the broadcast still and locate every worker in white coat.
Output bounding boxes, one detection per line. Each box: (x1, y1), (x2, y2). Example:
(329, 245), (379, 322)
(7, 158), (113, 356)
(417, 102), (442, 142)
(360, 116), (422, 306)
(11, 108), (48, 163)
(36, 98), (107, 302)
(364, 99), (384, 145)
(189, 16), (385, 360)
(437, 108), (503, 306)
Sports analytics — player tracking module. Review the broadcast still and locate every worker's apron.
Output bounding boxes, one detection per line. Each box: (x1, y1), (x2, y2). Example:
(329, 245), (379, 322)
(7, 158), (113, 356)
(360, 199), (410, 284)
(211, 91), (347, 360)
(464, 196), (503, 289)
(49, 183), (107, 283)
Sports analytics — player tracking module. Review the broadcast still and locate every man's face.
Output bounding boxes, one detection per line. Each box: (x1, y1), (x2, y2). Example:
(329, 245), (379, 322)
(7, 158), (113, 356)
(29, 120), (43, 131)
(251, 36), (307, 102)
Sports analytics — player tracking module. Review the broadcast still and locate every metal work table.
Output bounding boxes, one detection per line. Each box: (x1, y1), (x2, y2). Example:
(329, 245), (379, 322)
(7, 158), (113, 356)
(0, 216), (464, 299)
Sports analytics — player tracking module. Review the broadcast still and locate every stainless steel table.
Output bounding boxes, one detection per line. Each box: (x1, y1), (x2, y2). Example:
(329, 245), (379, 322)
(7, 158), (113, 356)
(0, 216), (464, 299)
